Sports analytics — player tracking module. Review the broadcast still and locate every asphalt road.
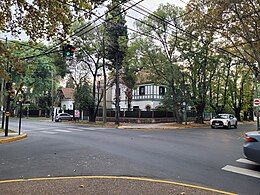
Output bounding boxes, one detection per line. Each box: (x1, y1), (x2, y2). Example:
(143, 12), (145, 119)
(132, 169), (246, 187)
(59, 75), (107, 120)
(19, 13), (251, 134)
(0, 119), (259, 195)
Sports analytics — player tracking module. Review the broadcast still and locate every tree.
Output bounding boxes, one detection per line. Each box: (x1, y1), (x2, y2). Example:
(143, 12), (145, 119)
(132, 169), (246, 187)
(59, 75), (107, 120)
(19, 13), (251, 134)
(72, 23), (106, 122)
(0, 0), (106, 79)
(134, 3), (184, 123)
(0, 40), (68, 114)
(105, 0), (128, 124)
(0, 0), (105, 41)
(74, 80), (93, 115)
(186, 0), (260, 71)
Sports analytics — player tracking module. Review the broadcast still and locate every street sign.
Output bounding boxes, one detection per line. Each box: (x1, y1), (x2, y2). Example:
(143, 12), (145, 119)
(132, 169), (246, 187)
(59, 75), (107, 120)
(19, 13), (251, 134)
(75, 110), (80, 118)
(254, 98), (260, 106)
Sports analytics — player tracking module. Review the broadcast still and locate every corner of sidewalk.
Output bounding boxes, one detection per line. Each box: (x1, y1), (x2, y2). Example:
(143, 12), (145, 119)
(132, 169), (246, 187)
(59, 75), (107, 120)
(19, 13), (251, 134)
(118, 122), (210, 130)
(0, 132), (28, 144)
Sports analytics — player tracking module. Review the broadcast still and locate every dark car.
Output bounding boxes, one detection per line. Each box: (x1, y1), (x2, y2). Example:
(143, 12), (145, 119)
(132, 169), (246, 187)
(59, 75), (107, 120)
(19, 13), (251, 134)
(55, 113), (73, 122)
(243, 131), (260, 164)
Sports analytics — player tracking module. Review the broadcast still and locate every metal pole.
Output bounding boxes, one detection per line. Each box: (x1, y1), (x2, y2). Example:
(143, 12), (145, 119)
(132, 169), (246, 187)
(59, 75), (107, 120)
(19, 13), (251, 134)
(115, 52), (120, 125)
(51, 70), (54, 121)
(18, 101), (22, 135)
(255, 70), (260, 130)
(5, 95), (10, 136)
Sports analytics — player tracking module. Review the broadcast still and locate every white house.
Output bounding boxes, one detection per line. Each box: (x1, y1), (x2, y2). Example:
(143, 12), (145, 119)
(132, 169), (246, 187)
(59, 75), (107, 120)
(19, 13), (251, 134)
(54, 88), (75, 116)
(110, 82), (167, 111)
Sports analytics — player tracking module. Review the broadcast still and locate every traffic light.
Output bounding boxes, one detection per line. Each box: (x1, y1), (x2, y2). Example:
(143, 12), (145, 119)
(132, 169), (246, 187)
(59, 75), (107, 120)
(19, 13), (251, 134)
(63, 44), (76, 57)
(5, 82), (15, 101)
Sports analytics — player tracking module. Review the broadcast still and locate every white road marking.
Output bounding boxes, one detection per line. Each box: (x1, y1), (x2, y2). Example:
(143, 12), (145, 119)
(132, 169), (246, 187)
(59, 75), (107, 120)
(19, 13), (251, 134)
(53, 130), (71, 133)
(222, 165), (260, 179)
(65, 128), (83, 132)
(236, 158), (260, 166)
(40, 131), (58, 134)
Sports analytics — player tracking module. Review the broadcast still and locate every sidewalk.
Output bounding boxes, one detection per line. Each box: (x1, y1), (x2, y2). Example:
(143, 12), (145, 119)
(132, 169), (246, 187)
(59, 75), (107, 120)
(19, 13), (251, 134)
(0, 176), (236, 195)
(0, 131), (27, 144)
(118, 122), (210, 130)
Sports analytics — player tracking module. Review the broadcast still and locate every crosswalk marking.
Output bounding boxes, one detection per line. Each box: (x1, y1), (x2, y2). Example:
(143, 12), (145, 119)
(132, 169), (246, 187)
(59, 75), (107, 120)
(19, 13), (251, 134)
(40, 131), (58, 134)
(65, 128), (83, 132)
(236, 158), (260, 166)
(222, 165), (260, 179)
(53, 130), (71, 133)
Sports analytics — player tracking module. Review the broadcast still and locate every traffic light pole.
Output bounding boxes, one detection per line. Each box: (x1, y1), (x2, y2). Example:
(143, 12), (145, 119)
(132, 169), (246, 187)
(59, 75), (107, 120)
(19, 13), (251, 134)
(5, 95), (10, 136)
(255, 70), (260, 130)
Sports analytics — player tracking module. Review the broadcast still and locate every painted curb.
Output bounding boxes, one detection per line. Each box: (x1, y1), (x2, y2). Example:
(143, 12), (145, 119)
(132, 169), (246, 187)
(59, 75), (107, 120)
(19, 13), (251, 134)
(0, 134), (27, 144)
(0, 176), (236, 195)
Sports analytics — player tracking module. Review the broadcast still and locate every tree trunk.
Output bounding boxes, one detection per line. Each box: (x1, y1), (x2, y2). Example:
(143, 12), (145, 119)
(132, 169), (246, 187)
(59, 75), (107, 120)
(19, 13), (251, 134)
(88, 106), (95, 122)
(234, 108), (241, 121)
(170, 80), (181, 123)
(195, 102), (205, 124)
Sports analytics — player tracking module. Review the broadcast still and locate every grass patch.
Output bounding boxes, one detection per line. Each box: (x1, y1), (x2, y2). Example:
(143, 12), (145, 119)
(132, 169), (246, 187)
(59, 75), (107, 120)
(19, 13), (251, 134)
(70, 121), (118, 128)
(0, 128), (17, 133)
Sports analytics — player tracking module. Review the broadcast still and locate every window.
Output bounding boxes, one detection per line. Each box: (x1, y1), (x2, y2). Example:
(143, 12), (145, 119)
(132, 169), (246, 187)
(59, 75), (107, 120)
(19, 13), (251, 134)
(159, 86), (165, 95)
(139, 86), (145, 95)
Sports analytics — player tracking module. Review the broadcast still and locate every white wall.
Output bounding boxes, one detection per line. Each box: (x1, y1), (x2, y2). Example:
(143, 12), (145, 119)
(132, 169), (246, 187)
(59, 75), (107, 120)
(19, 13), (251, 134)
(61, 99), (74, 110)
(110, 83), (166, 111)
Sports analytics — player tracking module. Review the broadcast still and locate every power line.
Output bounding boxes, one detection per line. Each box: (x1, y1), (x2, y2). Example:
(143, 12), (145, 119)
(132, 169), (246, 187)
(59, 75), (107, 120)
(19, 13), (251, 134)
(126, 1), (250, 61)
(178, 0), (259, 60)
(18, 0), (133, 60)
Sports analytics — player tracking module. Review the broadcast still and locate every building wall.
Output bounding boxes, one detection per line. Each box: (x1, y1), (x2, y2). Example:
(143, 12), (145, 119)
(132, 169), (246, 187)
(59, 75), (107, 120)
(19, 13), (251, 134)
(61, 99), (74, 110)
(110, 83), (166, 111)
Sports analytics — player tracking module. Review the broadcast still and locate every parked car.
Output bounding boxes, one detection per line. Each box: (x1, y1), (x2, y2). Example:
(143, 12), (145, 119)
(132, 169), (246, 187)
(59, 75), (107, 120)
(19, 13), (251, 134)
(243, 131), (260, 164)
(55, 113), (73, 122)
(210, 114), (238, 129)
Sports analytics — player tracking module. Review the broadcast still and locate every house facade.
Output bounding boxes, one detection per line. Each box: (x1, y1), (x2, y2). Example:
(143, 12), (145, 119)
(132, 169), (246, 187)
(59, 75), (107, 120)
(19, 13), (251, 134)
(110, 83), (167, 111)
(54, 88), (75, 116)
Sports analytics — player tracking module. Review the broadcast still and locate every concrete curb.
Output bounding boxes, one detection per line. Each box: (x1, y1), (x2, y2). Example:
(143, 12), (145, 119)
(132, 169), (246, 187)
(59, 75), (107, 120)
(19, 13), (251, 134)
(118, 126), (180, 130)
(0, 134), (28, 144)
(0, 176), (236, 195)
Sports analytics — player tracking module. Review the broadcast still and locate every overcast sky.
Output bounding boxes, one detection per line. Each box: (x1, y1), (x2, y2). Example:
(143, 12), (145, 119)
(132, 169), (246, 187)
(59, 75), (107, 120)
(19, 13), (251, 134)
(126, 0), (188, 28)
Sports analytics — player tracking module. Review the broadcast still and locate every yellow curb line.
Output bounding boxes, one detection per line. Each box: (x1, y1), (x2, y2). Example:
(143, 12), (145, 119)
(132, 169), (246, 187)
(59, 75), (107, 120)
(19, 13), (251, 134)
(0, 176), (236, 195)
(0, 134), (27, 144)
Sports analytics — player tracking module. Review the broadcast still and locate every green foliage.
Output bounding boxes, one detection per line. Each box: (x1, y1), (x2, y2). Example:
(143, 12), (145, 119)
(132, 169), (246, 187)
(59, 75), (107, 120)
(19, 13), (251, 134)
(105, 0), (128, 69)
(74, 82), (93, 111)
(0, 0), (105, 41)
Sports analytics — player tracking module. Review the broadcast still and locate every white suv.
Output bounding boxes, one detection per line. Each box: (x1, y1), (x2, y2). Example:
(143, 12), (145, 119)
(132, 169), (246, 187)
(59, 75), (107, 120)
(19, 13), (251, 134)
(210, 114), (238, 129)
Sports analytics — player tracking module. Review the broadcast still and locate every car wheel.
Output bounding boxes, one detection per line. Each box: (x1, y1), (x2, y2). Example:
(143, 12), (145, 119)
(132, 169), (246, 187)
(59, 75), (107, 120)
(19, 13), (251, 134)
(211, 125), (215, 129)
(227, 122), (231, 129)
(234, 122), (238, 129)
(58, 118), (62, 122)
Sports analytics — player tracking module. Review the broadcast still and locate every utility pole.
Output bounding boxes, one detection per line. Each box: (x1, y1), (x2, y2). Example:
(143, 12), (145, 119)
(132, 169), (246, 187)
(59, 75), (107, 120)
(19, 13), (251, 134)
(102, 37), (107, 123)
(5, 94), (10, 136)
(115, 52), (120, 125)
(51, 70), (54, 121)
(253, 64), (260, 130)
(1, 37), (8, 129)
(1, 79), (5, 129)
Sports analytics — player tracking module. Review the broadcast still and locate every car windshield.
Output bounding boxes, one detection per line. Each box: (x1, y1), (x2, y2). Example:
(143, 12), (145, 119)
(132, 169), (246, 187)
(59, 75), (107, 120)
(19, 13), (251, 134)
(215, 114), (228, 119)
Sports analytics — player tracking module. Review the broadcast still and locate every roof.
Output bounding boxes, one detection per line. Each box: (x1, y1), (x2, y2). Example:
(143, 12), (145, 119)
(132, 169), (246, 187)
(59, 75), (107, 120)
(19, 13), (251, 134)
(60, 88), (74, 100)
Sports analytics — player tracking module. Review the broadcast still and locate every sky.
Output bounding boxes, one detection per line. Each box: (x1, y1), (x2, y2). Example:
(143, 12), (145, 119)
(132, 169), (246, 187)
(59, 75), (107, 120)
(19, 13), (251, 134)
(126, 0), (188, 28)
(1, 0), (188, 42)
